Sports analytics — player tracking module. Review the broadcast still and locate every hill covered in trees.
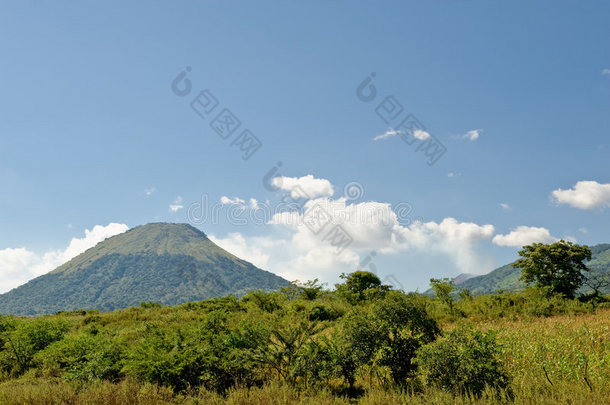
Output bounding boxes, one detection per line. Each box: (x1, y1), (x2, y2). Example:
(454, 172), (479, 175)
(454, 243), (610, 295)
(0, 223), (289, 316)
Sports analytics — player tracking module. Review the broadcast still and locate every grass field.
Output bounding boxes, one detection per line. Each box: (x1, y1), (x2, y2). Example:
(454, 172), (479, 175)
(0, 305), (608, 404)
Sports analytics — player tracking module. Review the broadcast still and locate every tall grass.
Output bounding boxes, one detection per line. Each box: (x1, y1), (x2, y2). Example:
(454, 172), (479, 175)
(1, 309), (608, 404)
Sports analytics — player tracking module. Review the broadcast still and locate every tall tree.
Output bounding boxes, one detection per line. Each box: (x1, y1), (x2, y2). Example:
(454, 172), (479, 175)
(429, 278), (456, 313)
(513, 240), (591, 299)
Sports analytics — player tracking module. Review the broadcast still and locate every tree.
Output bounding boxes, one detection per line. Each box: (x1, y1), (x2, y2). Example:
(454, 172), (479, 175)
(429, 278), (456, 313)
(513, 240), (591, 299)
(298, 279), (326, 300)
(583, 272), (610, 298)
(458, 288), (472, 301)
(335, 271), (388, 303)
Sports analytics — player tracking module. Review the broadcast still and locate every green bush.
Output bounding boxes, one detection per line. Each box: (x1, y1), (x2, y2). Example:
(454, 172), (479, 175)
(121, 324), (204, 391)
(308, 304), (340, 321)
(415, 326), (510, 396)
(35, 334), (123, 382)
(0, 318), (69, 376)
(341, 291), (440, 386)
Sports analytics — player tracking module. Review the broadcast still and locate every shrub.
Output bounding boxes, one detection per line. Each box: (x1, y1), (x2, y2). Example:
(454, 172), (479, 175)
(35, 334), (123, 382)
(415, 326), (510, 396)
(308, 304), (340, 321)
(341, 291), (440, 386)
(0, 318), (69, 376)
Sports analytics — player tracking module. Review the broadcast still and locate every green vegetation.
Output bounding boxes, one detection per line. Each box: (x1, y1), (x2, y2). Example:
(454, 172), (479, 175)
(0, 223), (289, 316)
(0, 237), (608, 403)
(0, 269), (608, 404)
(429, 278), (456, 314)
(415, 326), (510, 396)
(452, 243), (610, 296)
(514, 240), (591, 298)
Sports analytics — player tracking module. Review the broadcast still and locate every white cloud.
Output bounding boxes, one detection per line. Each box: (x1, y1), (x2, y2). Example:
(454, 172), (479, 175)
(266, 194), (496, 278)
(169, 196), (184, 212)
(455, 129), (481, 141)
(447, 172), (461, 178)
(413, 129), (431, 141)
(145, 187), (156, 197)
(602, 69), (610, 75)
(373, 128), (430, 142)
(394, 218), (495, 273)
(578, 227), (588, 234)
(492, 226), (558, 247)
(0, 223), (129, 293)
(220, 196), (246, 205)
(272, 175), (334, 199)
(500, 203), (512, 211)
(551, 181), (610, 210)
(373, 128), (402, 141)
(209, 233), (273, 269)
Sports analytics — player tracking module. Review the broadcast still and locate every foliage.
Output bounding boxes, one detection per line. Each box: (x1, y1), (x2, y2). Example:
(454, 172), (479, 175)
(416, 326), (510, 396)
(35, 334), (123, 382)
(340, 291), (440, 385)
(430, 278), (456, 313)
(455, 243), (610, 296)
(335, 271), (389, 303)
(514, 240), (592, 298)
(0, 318), (69, 376)
(0, 270), (608, 404)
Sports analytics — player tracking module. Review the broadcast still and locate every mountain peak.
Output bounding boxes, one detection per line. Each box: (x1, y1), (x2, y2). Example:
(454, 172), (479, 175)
(453, 273), (477, 285)
(0, 223), (289, 315)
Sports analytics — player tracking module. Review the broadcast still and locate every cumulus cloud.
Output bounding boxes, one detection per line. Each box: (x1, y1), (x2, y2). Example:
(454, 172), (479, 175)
(209, 233), (274, 269)
(0, 223), (129, 293)
(492, 226), (558, 247)
(551, 181), (610, 210)
(272, 175), (334, 199)
(266, 195), (496, 278)
(0, 248), (36, 292)
(145, 187), (156, 197)
(169, 196), (184, 212)
(602, 69), (610, 75)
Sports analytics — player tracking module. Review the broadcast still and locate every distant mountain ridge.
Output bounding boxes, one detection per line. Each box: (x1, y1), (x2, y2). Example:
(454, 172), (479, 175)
(0, 223), (289, 316)
(452, 273), (477, 285)
(456, 243), (610, 295)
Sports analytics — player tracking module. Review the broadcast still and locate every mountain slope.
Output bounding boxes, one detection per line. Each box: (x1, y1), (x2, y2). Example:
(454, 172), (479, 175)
(458, 243), (610, 295)
(0, 223), (289, 315)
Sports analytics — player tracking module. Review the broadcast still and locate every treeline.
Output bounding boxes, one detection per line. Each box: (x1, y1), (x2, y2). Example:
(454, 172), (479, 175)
(1, 270), (607, 401)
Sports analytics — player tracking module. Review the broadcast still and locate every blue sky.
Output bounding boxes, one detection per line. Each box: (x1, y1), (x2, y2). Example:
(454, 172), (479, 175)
(1, 1), (609, 293)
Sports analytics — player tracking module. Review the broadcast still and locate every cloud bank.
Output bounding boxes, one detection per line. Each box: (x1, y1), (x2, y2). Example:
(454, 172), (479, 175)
(492, 226), (557, 247)
(0, 223), (129, 293)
